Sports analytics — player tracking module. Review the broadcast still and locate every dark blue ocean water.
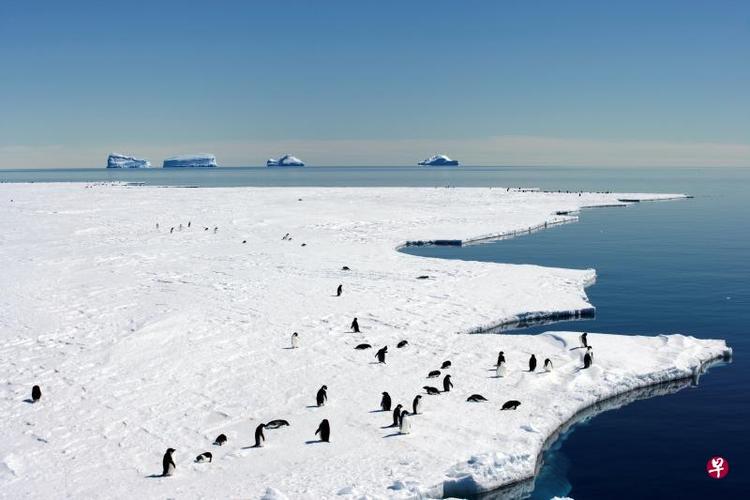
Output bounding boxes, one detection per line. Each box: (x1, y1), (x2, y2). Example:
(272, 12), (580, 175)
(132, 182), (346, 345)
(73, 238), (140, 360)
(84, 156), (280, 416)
(2, 166), (747, 498)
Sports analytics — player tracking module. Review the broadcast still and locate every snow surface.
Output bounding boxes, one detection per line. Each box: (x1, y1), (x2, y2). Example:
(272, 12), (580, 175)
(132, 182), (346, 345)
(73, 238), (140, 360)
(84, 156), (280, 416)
(162, 154), (217, 168)
(267, 154), (305, 167)
(418, 154), (459, 166)
(0, 184), (729, 499)
(106, 153), (151, 169)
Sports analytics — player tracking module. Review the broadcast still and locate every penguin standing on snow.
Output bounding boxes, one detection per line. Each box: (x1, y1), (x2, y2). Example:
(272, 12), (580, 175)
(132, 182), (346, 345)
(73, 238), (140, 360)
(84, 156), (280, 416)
(254, 423), (266, 447)
(195, 452), (212, 463)
(31, 385), (42, 403)
(315, 419), (330, 442)
(399, 410), (411, 434)
(442, 374), (453, 392)
(213, 434), (227, 446)
(583, 351), (593, 369)
(496, 361), (507, 378)
(291, 332), (299, 349)
(391, 404), (403, 427)
(351, 317), (360, 333)
(529, 354), (537, 372)
(381, 392), (392, 411)
(375, 346), (388, 364)
(496, 351), (506, 366)
(586, 346), (594, 362)
(162, 448), (176, 476)
(316, 385), (328, 407)
(580, 332), (588, 348)
(336, 284), (343, 297)
(544, 358), (553, 371)
(412, 395), (422, 415)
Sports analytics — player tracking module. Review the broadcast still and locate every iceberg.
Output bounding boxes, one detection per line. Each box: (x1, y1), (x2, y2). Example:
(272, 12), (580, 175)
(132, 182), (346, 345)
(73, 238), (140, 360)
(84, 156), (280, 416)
(418, 154), (460, 166)
(106, 153), (151, 169)
(162, 154), (217, 168)
(267, 154), (305, 167)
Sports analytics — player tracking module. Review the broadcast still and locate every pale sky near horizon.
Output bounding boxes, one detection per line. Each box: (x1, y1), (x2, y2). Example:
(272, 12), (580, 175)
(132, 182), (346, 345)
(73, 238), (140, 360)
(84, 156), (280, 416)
(1, 0), (748, 168)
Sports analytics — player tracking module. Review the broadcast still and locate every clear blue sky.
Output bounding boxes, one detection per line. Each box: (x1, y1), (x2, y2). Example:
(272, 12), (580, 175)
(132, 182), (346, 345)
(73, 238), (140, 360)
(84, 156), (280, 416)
(1, 0), (748, 167)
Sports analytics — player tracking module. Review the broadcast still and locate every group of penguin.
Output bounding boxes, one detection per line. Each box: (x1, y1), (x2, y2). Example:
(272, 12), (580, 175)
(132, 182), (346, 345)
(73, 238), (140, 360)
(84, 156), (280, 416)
(158, 221), (219, 235)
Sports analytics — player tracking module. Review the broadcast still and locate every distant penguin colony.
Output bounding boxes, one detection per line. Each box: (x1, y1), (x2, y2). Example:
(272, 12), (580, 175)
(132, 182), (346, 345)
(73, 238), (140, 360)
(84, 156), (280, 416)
(254, 423), (266, 447)
(544, 358), (553, 371)
(195, 452), (212, 463)
(501, 400), (521, 410)
(162, 448), (176, 476)
(397, 340), (408, 348)
(316, 385), (328, 407)
(351, 317), (360, 333)
(375, 346), (388, 363)
(31, 385), (42, 403)
(467, 394), (488, 402)
(412, 394), (422, 415)
(442, 374), (453, 392)
(315, 419), (330, 442)
(529, 354), (537, 372)
(381, 392), (392, 411)
(291, 332), (299, 349)
(213, 434), (227, 446)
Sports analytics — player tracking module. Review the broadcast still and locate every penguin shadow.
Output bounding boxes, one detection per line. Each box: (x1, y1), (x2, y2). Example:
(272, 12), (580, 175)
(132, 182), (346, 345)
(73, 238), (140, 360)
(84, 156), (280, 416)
(382, 432), (403, 438)
(282, 347), (296, 350)
(368, 409), (387, 413)
(305, 405), (322, 409)
(145, 473), (168, 479)
(240, 444), (263, 450)
(380, 423), (398, 429)
(304, 439), (326, 445)
(569, 347), (585, 351)
(23, 398), (36, 404)
(368, 361), (383, 365)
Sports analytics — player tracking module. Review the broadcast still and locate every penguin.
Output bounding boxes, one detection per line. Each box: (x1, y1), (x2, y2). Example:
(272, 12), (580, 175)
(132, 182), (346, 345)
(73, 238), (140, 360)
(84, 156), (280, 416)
(375, 346), (388, 364)
(242, 240), (247, 244)
(381, 392), (392, 411)
(291, 332), (299, 349)
(187, 221), (191, 228)
(586, 346), (594, 362)
(204, 227), (209, 231)
(254, 423), (266, 447)
(342, 266), (350, 271)
(441, 360), (452, 369)
(170, 227), (174, 234)
(501, 400), (521, 410)
(31, 385), (42, 403)
(316, 385), (328, 407)
(496, 361), (507, 378)
(391, 404), (403, 427)
(412, 395), (422, 415)
(282, 233), (289, 240)
(427, 370), (441, 378)
(416, 275), (430, 280)
(351, 317), (360, 333)
(213, 226), (218, 234)
(399, 410), (411, 434)
(179, 223), (183, 231)
(195, 452), (212, 463)
(162, 448), (176, 476)
(529, 354), (537, 372)
(315, 419), (330, 442)
(213, 434), (227, 446)
(496, 351), (506, 366)
(583, 352), (592, 369)
(354, 343), (372, 350)
(423, 386), (440, 395)
(580, 332), (588, 348)
(442, 374), (453, 392)
(467, 394), (488, 402)
(544, 358), (553, 371)
(301, 243), (306, 247)
(265, 419), (290, 429)
(336, 284), (343, 297)
(397, 340), (408, 348)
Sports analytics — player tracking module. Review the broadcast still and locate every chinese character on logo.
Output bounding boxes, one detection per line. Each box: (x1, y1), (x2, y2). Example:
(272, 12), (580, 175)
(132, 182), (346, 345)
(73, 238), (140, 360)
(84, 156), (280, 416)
(706, 456), (729, 479)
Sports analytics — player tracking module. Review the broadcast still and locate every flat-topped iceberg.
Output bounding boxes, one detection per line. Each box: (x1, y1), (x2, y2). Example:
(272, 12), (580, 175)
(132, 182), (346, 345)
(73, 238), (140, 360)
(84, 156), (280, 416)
(106, 153), (151, 169)
(418, 154), (460, 166)
(162, 154), (217, 168)
(267, 154), (305, 167)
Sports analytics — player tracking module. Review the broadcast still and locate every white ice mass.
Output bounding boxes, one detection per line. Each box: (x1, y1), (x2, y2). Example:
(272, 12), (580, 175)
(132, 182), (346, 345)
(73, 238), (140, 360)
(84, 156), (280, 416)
(267, 154), (305, 167)
(162, 154), (217, 168)
(418, 154), (460, 166)
(0, 184), (730, 499)
(106, 153), (151, 169)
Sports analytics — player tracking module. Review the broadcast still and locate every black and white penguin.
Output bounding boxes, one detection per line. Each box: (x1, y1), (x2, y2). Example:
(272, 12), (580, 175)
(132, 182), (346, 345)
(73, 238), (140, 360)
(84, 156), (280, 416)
(213, 226), (218, 234)
(427, 370), (441, 378)
(187, 221), (191, 228)
(170, 227), (174, 234)
(342, 266), (350, 271)
(397, 340), (408, 348)
(544, 358), (553, 371)
(291, 332), (299, 349)
(423, 386), (440, 395)
(467, 394), (488, 402)
(586, 346), (594, 362)
(391, 404), (403, 426)
(254, 423), (266, 447)
(213, 434), (227, 446)
(399, 410), (411, 434)
(354, 343), (372, 350)
(315, 419), (330, 442)
(316, 385), (328, 407)
(496, 351), (506, 366)
(412, 395), (422, 415)
(442, 374), (453, 392)
(265, 419), (290, 429)
(282, 233), (290, 240)
(528, 354), (537, 372)
(381, 392), (392, 411)
(195, 452), (212, 463)
(31, 385), (42, 403)
(496, 360), (507, 378)
(580, 332), (588, 348)
(441, 360), (452, 369)
(375, 346), (388, 364)
(583, 352), (592, 369)
(162, 448), (176, 476)
(501, 400), (521, 410)
(336, 284), (343, 297)
(351, 317), (360, 333)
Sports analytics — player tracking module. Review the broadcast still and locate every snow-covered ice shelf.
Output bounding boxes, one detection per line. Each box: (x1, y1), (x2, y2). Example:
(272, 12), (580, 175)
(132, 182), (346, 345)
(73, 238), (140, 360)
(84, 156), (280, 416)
(0, 185), (730, 499)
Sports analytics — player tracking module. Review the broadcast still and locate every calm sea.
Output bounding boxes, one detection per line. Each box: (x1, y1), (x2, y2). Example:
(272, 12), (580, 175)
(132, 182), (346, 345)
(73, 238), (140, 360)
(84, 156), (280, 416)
(2, 166), (747, 499)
